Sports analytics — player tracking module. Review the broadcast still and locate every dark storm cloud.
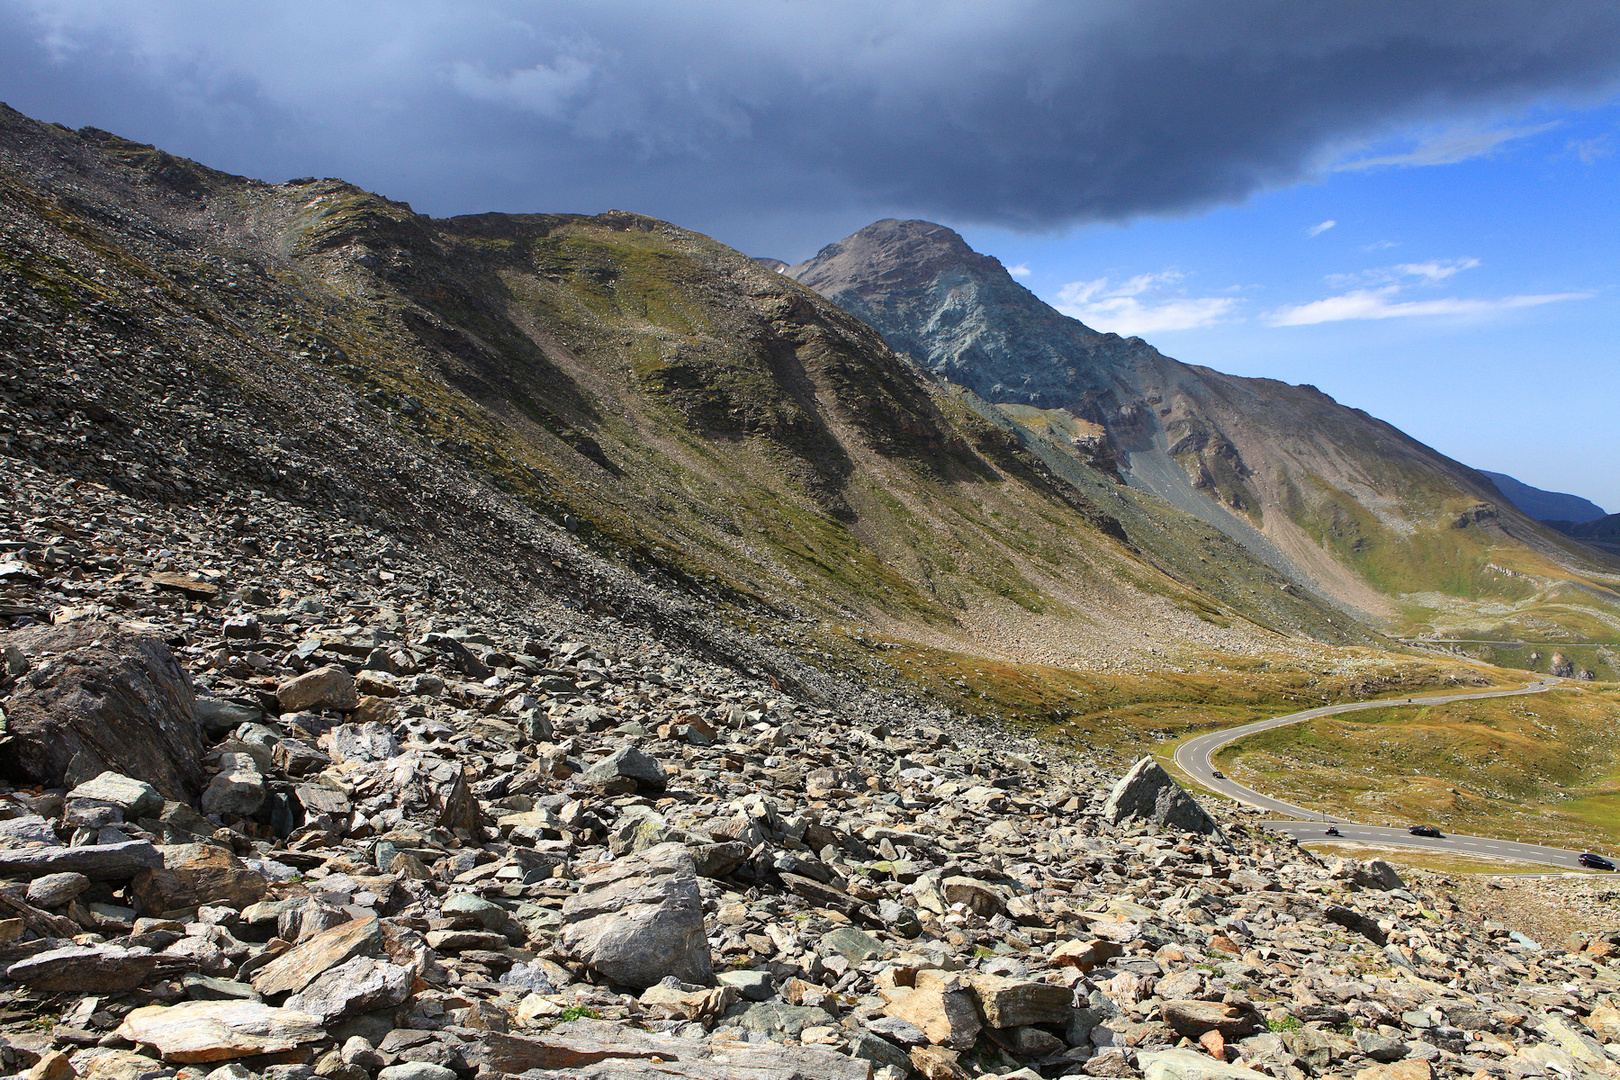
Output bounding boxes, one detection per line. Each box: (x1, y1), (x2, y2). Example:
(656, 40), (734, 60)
(3, 1), (1619, 254)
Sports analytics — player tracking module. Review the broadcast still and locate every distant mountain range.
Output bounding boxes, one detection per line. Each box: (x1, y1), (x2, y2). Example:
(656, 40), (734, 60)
(1547, 513), (1620, 556)
(791, 219), (1620, 647)
(0, 102), (1378, 720)
(1478, 471), (1607, 524)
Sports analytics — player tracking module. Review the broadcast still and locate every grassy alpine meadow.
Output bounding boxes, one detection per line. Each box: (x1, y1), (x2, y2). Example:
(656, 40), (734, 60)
(1297, 842), (1572, 877)
(1211, 684), (1620, 854)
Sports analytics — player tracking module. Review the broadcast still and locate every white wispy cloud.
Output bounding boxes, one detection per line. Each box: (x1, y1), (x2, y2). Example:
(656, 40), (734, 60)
(450, 51), (598, 119)
(1266, 287), (1590, 326)
(1055, 271), (1237, 335)
(1007, 263), (1032, 278)
(1566, 134), (1614, 164)
(1333, 122), (1561, 172)
(1325, 257), (1481, 289)
(1306, 220), (1336, 238)
(1362, 240), (1400, 252)
(1395, 257), (1480, 282)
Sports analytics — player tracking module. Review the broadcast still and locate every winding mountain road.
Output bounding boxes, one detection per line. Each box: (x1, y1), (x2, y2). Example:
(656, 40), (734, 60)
(1171, 678), (1611, 871)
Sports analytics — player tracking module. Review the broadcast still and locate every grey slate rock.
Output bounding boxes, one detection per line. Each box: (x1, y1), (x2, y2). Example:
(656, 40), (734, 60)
(67, 772), (164, 820)
(0, 838), (163, 880)
(0, 622), (207, 799)
(26, 872), (91, 908)
(559, 842), (712, 988)
(582, 744), (668, 793)
(720, 1002), (838, 1038)
(196, 698), (264, 738)
(716, 969), (774, 1001)
(1102, 757), (1218, 834)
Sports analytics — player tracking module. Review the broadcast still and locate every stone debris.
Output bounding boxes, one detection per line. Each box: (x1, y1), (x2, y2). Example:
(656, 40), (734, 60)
(1, 455), (1618, 1080)
(0, 839), (164, 880)
(6, 944), (160, 993)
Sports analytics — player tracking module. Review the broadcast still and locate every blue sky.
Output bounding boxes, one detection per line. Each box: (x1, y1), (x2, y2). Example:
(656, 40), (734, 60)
(1, 1), (1617, 508)
(958, 103), (1620, 510)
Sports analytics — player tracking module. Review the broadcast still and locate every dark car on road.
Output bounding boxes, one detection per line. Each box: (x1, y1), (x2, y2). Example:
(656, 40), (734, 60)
(1211, 771), (1224, 779)
(1580, 853), (1616, 870)
(1408, 824), (1443, 838)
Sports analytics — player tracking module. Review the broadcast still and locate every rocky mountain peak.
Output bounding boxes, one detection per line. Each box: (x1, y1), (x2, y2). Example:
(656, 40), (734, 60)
(793, 219), (1011, 295)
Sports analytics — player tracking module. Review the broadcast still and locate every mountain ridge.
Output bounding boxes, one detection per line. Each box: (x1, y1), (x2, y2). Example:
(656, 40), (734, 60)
(6, 102), (1457, 739)
(1479, 469), (1608, 524)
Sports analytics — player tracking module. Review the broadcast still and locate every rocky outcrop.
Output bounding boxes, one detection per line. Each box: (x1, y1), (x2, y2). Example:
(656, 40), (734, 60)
(1103, 756), (1219, 834)
(0, 622), (206, 798)
(130, 843), (268, 916)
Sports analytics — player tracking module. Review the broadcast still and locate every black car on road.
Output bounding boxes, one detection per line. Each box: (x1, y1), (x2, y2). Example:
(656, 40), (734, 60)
(1579, 853), (1616, 870)
(1408, 824), (1443, 838)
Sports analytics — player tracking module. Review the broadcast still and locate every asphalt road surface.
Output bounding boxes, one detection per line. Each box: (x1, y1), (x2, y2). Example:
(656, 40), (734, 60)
(1170, 678), (1616, 871)
(1258, 821), (1600, 872)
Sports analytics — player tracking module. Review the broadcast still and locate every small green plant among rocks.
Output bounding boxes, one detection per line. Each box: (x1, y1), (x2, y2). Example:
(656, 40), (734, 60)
(560, 1005), (602, 1023)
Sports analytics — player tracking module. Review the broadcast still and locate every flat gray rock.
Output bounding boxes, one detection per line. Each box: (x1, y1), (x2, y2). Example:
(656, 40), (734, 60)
(0, 839), (163, 881)
(285, 955), (412, 1022)
(7, 944), (157, 993)
(583, 744), (667, 793)
(26, 871), (91, 908)
(67, 772), (164, 819)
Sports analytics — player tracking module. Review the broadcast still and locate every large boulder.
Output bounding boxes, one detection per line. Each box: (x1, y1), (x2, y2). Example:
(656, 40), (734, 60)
(1160, 1000), (1265, 1040)
(472, 1020), (870, 1080)
(284, 955), (412, 1022)
(66, 772), (164, 820)
(6, 944), (159, 994)
(252, 917), (390, 997)
(559, 842), (712, 988)
(200, 753), (266, 817)
(886, 971), (983, 1049)
(1102, 757), (1219, 834)
(0, 623), (205, 799)
(1353, 859), (1404, 892)
(964, 972), (1074, 1028)
(1139, 1048), (1275, 1080)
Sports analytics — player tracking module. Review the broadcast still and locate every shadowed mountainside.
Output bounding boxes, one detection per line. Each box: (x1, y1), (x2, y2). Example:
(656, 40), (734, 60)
(1480, 470), (1608, 524)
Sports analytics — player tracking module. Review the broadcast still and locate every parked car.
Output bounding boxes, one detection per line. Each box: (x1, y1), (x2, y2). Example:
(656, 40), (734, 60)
(1408, 824), (1443, 838)
(1579, 853), (1616, 871)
